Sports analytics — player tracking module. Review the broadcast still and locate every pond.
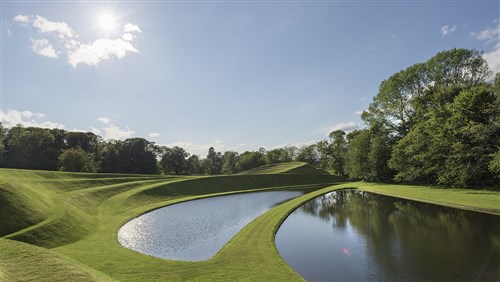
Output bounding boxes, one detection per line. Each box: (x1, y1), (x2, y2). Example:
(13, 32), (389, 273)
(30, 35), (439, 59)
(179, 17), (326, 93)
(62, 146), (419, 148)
(118, 190), (307, 261)
(275, 189), (500, 281)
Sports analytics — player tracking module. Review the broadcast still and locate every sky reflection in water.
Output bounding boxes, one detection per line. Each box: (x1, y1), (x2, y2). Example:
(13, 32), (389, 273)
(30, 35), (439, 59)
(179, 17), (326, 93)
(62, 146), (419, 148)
(118, 190), (303, 261)
(275, 189), (500, 281)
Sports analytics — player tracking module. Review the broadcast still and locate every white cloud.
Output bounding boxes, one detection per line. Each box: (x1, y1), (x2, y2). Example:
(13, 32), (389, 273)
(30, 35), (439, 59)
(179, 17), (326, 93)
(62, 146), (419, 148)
(148, 132), (160, 138)
(13, 14), (141, 68)
(97, 117), (110, 124)
(92, 117), (135, 140)
(32, 15), (75, 38)
(483, 43), (500, 74)
(471, 23), (500, 42)
(122, 33), (134, 41)
(30, 38), (58, 58)
(440, 25), (457, 36)
(1, 109), (65, 129)
(67, 38), (138, 68)
(13, 15), (30, 24)
(124, 23), (142, 33)
(472, 22), (500, 73)
(101, 125), (135, 140)
(323, 121), (360, 136)
(355, 110), (364, 115)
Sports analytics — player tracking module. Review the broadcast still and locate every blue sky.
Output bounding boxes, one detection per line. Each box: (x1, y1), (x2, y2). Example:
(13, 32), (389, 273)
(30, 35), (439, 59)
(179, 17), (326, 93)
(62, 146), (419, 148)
(1, 1), (499, 156)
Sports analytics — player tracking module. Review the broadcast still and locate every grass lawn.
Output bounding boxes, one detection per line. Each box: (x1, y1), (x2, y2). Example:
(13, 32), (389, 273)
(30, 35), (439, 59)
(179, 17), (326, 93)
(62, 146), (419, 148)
(1, 165), (498, 281)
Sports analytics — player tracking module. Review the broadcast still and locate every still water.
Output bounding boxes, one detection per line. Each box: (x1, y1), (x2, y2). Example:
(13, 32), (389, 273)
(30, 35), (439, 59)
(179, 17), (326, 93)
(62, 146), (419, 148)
(275, 189), (500, 281)
(118, 190), (304, 261)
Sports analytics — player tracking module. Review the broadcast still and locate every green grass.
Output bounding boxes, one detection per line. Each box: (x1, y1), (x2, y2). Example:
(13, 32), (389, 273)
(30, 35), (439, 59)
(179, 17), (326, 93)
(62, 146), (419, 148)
(0, 166), (498, 281)
(237, 162), (331, 175)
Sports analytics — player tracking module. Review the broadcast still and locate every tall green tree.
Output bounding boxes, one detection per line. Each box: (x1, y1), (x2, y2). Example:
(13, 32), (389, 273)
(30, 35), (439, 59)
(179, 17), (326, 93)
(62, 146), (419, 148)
(363, 48), (491, 138)
(222, 151), (238, 174)
(98, 140), (122, 173)
(236, 151), (265, 172)
(387, 51), (497, 187)
(205, 147), (223, 175)
(58, 147), (98, 172)
(3, 126), (58, 170)
(160, 146), (189, 175)
(328, 130), (348, 176)
(186, 155), (202, 175)
(345, 130), (371, 180)
(295, 145), (320, 166)
(117, 138), (158, 174)
(0, 123), (6, 165)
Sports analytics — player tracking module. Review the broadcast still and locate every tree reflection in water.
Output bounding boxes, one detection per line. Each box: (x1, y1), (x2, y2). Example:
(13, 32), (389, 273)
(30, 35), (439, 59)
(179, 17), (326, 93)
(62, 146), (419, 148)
(277, 189), (500, 281)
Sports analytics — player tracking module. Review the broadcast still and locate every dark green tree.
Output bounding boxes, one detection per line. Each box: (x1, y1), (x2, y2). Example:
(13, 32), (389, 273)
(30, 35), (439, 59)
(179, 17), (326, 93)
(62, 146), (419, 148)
(205, 147), (223, 175)
(160, 146), (189, 175)
(295, 145), (320, 166)
(58, 147), (98, 172)
(345, 130), (371, 180)
(235, 151), (265, 172)
(328, 130), (348, 176)
(117, 138), (158, 174)
(98, 140), (122, 173)
(3, 126), (58, 170)
(186, 155), (202, 175)
(222, 151), (238, 174)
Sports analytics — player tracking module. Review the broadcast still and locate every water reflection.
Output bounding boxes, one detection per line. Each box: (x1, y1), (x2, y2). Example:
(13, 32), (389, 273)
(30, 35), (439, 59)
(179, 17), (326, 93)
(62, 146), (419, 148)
(118, 190), (305, 261)
(275, 189), (500, 281)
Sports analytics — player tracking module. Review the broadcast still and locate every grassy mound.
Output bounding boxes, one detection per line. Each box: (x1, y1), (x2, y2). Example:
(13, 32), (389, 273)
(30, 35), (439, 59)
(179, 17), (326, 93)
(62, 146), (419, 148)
(1, 167), (498, 281)
(0, 239), (113, 281)
(238, 162), (331, 175)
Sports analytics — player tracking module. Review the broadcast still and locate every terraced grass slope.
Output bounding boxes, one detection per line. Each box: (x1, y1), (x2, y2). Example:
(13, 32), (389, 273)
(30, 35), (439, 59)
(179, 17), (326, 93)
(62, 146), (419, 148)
(0, 165), (343, 281)
(1, 166), (498, 281)
(238, 162), (331, 175)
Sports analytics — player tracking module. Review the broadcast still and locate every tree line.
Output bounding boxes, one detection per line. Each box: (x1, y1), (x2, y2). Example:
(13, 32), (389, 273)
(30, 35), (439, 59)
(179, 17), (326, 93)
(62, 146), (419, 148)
(1, 48), (498, 187)
(0, 124), (301, 175)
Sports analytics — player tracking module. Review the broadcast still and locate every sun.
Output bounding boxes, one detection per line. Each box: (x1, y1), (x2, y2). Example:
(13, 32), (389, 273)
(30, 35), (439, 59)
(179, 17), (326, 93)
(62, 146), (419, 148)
(97, 13), (117, 33)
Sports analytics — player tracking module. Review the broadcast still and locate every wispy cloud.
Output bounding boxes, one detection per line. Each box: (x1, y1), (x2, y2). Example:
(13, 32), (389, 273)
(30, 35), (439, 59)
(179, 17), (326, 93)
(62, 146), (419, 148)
(0, 109), (65, 129)
(13, 15), (30, 24)
(101, 125), (135, 140)
(97, 117), (110, 124)
(355, 110), (364, 115)
(67, 38), (138, 68)
(92, 117), (135, 140)
(471, 22), (500, 42)
(30, 38), (58, 58)
(148, 132), (160, 138)
(32, 15), (75, 38)
(322, 121), (360, 136)
(13, 14), (141, 68)
(472, 21), (500, 73)
(440, 25), (457, 36)
(124, 23), (142, 33)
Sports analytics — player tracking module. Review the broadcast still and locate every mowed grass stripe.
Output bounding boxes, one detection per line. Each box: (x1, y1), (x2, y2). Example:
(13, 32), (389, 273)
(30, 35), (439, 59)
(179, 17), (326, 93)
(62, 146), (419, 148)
(1, 165), (499, 281)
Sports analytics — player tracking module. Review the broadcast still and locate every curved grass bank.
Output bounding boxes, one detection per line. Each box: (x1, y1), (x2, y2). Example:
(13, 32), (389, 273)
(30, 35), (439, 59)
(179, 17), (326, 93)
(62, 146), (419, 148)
(1, 167), (499, 281)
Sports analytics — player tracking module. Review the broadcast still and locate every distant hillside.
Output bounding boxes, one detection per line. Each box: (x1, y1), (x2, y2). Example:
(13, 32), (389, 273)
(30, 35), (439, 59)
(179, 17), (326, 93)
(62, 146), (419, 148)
(238, 162), (331, 175)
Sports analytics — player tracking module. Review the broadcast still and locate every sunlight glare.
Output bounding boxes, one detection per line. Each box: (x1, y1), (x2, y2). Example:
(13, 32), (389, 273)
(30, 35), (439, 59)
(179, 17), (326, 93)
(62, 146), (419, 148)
(98, 13), (117, 32)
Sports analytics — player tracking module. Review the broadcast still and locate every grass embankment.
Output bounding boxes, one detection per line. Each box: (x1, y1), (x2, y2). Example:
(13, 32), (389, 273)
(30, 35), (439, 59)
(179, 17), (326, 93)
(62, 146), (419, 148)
(0, 165), (343, 281)
(0, 165), (498, 281)
(238, 162), (330, 175)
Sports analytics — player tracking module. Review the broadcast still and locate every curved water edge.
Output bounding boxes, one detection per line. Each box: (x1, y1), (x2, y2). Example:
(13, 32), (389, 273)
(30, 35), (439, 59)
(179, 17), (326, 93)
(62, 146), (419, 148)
(118, 190), (307, 261)
(275, 189), (500, 281)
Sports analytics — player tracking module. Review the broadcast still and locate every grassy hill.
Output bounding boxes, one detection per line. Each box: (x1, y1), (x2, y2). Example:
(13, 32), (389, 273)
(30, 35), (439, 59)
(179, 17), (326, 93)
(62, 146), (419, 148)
(1, 166), (498, 281)
(238, 162), (331, 175)
(0, 165), (344, 281)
